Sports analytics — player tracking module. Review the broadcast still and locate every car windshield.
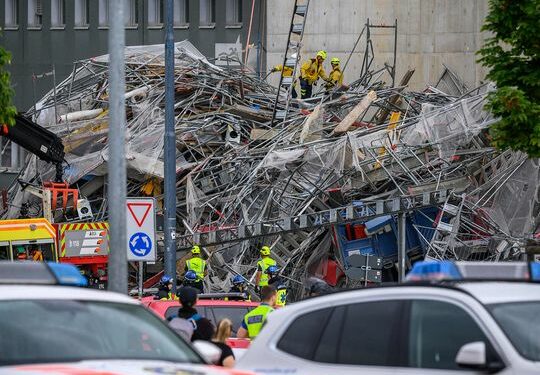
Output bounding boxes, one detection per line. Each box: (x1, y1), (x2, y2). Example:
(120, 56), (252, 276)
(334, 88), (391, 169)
(0, 300), (203, 366)
(488, 301), (540, 361)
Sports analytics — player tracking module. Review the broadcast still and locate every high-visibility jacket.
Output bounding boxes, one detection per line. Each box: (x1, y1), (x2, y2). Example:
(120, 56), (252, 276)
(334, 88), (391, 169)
(186, 257), (206, 281)
(300, 58), (328, 85)
(160, 292), (179, 301)
(276, 286), (287, 307)
(328, 66), (344, 86)
(243, 303), (274, 339)
(257, 257), (276, 287)
(273, 64), (294, 77)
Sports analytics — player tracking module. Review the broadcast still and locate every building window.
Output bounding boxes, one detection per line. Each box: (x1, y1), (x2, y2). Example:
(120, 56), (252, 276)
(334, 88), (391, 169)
(226, 0), (241, 25)
(74, 0), (88, 27)
(5, 0), (19, 27)
(51, 0), (65, 27)
(98, 0), (108, 26)
(199, 0), (215, 25)
(124, 0), (138, 26)
(27, 0), (42, 27)
(174, 0), (189, 26)
(148, 0), (163, 26)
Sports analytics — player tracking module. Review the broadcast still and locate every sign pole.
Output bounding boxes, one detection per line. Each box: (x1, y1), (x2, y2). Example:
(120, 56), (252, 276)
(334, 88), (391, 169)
(107, 0), (127, 294)
(138, 261), (143, 300)
(164, 0), (177, 294)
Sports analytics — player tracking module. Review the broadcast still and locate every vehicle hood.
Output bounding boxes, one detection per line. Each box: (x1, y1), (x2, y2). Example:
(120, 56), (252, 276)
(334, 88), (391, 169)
(0, 360), (254, 375)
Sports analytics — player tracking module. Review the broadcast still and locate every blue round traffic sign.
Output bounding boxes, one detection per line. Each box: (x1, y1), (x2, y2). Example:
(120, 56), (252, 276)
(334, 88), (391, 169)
(129, 232), (152, 257)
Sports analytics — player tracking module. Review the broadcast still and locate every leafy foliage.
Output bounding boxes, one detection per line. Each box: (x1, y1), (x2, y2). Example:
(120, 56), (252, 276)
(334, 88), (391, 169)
(477, 0), (540, 157)
(0, 45), (16, 126)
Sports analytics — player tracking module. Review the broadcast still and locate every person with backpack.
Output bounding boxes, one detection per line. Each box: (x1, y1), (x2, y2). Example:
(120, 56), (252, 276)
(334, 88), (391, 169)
(169, 286), (214, 342)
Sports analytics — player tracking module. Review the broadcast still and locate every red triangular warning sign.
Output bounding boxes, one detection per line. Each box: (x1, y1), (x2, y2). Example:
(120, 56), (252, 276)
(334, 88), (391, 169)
(127, 203), (152, 227)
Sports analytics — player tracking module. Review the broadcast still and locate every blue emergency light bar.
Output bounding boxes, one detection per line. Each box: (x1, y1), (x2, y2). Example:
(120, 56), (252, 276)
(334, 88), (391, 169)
(0, 261), (88, 287)
(406, 261), (540, 282)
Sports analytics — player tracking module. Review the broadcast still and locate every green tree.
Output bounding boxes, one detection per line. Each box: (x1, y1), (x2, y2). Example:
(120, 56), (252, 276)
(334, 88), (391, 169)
(0, 45), (16, 126)
(478, 0), (540, 157)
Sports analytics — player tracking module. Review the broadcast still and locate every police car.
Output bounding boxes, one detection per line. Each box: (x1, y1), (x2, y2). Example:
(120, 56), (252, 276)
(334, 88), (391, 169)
(237, 261), (540, 374)
(0, 262), (253, 375)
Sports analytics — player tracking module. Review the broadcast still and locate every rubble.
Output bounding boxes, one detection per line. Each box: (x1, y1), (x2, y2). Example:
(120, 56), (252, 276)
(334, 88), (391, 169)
(4, 41), (539, 299)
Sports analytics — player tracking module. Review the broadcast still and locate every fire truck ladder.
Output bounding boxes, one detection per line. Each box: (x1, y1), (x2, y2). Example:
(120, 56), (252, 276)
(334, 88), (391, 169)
(177, 188), (451, 250)
(270, 0), (311, 125)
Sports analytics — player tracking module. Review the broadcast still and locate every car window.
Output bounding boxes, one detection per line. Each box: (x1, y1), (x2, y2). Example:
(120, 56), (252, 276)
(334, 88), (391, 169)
(408, 300), (490, 370)
(0, 300), (203, 366)
(165, 306), (208, 320)
(488, 302), (540, 361)
(313, 306), (346, 363)
(208, 307), (252, 335)
(277, 307), (333, 360)
(337, 300), (405, 366)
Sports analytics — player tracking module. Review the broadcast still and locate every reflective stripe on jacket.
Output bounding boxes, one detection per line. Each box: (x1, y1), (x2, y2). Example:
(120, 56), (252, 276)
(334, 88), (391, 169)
(186, 257), (206, 281)
(257, 257), (277, 286)
(243, 304), (274, 339)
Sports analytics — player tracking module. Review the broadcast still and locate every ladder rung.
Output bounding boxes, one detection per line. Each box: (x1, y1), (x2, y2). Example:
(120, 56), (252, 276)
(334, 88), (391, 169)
(291, 24), (303, 34)
(281, 77), (294, 86)
(295, 5), (307, 16)
(285, 58), (296, 67)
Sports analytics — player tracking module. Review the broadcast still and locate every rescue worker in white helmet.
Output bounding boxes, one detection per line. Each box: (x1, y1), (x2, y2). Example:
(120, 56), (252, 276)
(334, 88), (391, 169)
(266, 265), (287, 308)
(255, 245), (276, 293)
(184, 245), (207, 293)
(299, 50), (330, 99)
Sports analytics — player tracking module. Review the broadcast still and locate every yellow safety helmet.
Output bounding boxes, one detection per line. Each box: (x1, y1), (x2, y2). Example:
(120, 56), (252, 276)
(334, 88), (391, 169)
(191, 245), (201, 254)
(331, 57), (340, 65)
(316, 50), (327, 60)
(260, 246), (271, 256)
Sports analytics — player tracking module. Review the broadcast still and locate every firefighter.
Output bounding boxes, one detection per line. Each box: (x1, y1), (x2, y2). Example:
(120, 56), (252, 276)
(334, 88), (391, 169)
(184, 270), (203, 294)
(255, 246), (276, 292)
(185, 245), (207, 293)
(325, 57), (344, 90)
(269, 64), (298, 98)
(16, 246), (27, 260)
(237, 286), (277, 339)
(228, 274), (250, 301)
(155, 275), (177, 300)
(266, 265), (287, 307)
(30, 246), (43, 262)
(299, 50), (330, 99)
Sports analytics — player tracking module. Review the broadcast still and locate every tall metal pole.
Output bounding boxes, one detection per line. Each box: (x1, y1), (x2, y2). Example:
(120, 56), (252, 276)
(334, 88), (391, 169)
(164, 0), (177, 293)
(397, 212), (407, 282)
(107, 0), (127, 294)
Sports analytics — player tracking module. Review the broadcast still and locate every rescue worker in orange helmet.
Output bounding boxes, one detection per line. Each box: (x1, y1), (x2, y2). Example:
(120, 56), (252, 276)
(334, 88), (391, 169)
(299, 50), (330, 99)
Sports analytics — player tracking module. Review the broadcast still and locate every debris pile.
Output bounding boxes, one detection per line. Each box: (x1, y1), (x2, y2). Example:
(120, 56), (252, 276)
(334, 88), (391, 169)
(5, 41), (539, 298)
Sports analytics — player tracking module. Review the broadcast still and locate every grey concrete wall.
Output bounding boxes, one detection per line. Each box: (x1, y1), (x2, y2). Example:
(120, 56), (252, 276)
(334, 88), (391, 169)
(266, 0), (489, 90)
(0, 0), (264, 111)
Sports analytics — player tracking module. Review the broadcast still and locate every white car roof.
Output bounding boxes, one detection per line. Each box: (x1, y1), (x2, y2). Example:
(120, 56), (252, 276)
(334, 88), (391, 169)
(457, 282), (540, 304)
(0, 285), (139, 304)
(271, 282), (540, 319)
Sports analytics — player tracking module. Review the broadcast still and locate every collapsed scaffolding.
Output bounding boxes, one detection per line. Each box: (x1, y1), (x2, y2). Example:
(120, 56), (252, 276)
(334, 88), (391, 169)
(3, 40), (539, 299)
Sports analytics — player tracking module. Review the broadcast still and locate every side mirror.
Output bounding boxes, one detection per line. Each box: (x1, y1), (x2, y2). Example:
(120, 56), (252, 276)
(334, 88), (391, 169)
(456, 341), (487, 369)
(192, 340), (222, 364)
(456, 342), (505, 373)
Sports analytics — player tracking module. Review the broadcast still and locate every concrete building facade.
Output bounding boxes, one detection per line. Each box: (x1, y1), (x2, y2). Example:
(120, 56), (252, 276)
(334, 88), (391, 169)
(266, 0), (489, 91)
